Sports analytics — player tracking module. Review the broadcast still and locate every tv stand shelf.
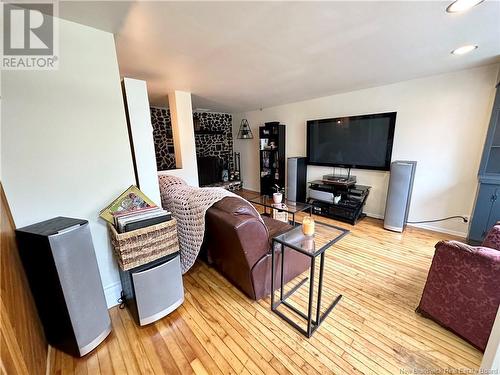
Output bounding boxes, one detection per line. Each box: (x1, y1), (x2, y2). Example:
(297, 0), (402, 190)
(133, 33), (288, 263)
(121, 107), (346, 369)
(307, 180), (371, 225)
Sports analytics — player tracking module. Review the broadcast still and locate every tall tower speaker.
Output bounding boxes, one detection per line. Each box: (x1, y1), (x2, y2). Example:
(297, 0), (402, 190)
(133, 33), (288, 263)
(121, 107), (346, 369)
(384, 161), (417, 232)
(16, 217), (111, 357)
(287, 157), (307, 202)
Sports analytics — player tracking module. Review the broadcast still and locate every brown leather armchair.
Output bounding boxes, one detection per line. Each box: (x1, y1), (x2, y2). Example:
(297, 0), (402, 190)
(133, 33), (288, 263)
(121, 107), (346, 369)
(202, 197), (310, 300)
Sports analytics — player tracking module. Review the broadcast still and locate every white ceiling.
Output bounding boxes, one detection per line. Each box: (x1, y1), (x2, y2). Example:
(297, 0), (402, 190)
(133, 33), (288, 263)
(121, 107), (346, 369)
(60, 1), (500, 113)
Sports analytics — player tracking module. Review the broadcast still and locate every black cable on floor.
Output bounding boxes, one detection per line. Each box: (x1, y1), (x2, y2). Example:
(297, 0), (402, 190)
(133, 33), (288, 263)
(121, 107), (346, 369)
(407, 215), (468, 224)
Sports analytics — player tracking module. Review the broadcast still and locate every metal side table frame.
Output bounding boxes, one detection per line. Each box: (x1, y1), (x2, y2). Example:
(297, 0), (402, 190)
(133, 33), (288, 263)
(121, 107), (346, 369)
(271, 222), (349, 337)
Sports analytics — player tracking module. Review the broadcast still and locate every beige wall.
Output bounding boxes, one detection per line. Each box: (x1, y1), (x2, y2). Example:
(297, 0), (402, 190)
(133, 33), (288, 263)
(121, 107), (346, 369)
(1, 18), (136, 307)
(234, 64), (500, 236)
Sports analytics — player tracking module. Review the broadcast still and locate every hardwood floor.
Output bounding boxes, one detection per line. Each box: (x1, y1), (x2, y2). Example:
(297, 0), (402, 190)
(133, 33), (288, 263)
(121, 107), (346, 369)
(49, 197), (482, 374)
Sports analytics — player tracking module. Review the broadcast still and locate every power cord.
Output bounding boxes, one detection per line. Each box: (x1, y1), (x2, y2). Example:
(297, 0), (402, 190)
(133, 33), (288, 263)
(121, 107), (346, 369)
(407, 216), (468, 224)
(118, 291), (126, 309)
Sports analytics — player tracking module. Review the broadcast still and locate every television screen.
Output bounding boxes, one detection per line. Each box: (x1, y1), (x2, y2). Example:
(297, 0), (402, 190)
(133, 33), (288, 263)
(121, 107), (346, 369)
(307, 112), (396, 171)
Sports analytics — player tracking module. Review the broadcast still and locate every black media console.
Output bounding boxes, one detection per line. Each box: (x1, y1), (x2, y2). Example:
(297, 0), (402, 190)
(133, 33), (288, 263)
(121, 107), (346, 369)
(307, 179), (371, 225)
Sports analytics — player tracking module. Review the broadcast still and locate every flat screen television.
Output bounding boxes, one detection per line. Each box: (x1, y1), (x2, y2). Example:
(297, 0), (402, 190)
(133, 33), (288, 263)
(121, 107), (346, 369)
(307, 112), (396, 171)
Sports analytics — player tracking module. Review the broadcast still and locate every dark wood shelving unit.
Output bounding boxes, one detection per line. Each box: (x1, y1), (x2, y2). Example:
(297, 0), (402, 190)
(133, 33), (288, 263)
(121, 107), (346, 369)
(259, 122), (285, 196)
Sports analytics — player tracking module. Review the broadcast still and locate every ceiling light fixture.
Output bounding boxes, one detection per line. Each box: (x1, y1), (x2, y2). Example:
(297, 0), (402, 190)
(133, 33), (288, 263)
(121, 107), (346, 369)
(451, 44), (478, 55)
(446, 0), (484, 13)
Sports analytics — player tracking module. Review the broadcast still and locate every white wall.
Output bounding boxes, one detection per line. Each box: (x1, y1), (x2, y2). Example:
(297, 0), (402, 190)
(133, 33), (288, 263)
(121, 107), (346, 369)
(234, 64), (500, 236)
(1, 18), (136, 307)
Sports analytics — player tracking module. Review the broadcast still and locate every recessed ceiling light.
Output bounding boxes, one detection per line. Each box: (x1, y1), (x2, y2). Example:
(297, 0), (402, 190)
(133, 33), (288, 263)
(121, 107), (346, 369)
(451, 45), (478, 55)
(446, 0), (484, 13)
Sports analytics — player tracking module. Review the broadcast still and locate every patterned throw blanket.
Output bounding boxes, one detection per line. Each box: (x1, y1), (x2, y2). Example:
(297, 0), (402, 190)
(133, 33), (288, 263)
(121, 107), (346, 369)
(158, 175), (261, 273)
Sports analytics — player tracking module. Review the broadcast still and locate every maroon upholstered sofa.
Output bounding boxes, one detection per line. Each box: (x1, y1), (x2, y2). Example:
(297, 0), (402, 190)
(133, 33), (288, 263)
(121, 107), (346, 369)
(202, 197), (310, 300)
(416, 223), (500, 351)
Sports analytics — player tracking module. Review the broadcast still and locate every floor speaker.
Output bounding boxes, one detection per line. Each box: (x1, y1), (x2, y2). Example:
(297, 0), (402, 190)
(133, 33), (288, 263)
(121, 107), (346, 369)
(119, 252), (184, 326)
(287, 157), (307, 202)
(16, 217), (111, 357)
(384, 161), (417, 232)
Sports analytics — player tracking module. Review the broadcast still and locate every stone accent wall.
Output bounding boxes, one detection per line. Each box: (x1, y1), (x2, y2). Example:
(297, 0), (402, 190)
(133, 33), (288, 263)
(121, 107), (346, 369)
(150, 107), (233, 171)
(193, 112), (233, 170)
(150, 107), (176, 171)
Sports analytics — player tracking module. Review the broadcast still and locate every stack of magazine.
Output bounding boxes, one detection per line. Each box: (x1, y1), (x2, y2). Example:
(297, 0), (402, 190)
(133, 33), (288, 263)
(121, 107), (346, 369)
(100, 186), (172, 233)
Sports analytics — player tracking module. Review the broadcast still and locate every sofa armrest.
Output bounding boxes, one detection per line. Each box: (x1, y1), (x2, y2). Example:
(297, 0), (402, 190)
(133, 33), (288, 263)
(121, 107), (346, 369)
(205, 207), (269, 270)
(482, 223), (500, 251)
(417, 240), (500, 350)
(435, 240), (500, 264)
(204, 205), (271, 299)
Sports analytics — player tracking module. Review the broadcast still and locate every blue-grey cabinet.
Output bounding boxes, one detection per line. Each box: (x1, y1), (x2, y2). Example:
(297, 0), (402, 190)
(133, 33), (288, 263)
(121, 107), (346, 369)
(469, 184), (500, 242)
(469, 83), (500, 244)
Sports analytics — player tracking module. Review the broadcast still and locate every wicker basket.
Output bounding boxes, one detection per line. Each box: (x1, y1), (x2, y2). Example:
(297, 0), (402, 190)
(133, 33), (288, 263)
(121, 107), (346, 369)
(108, 218), (179, 271)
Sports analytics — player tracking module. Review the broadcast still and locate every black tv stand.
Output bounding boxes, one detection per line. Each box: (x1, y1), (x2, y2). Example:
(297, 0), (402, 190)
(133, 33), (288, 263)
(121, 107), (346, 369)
(307, 180), (371, 225)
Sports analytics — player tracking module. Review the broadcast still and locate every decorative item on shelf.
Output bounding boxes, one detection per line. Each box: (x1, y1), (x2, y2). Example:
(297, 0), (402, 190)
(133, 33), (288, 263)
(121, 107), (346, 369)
(222, 169), (229, 182)
(272, 184), (284, 203)
(260, 139), (268, 150)
(273, 192), (282, 204)
(302, 216), (315, 236)
(237, 119), (254, 139)
(234, 152), (239, 167)
(229, 170), (235, 181)
(263, 154), (270, 168)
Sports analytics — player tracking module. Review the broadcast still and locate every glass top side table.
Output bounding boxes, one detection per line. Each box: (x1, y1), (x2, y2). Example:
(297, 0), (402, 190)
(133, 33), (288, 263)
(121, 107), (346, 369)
(249, 195), (312, 225)
(271, 221), (349, 337)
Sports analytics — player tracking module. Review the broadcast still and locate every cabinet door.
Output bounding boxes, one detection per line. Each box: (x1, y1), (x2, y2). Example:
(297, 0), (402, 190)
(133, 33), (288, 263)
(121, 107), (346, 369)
(469, 184), (498, 242)
(486, 186), (500, 232)
(479, 85), (500, 177)
(484, 109), (500, 175)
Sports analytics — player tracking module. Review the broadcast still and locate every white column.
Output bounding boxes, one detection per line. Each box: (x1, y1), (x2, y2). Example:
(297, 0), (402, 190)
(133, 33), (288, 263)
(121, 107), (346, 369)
(481, 306), (500, 372)
(162, 90), (199, 187)
(122, 77), (161, 206)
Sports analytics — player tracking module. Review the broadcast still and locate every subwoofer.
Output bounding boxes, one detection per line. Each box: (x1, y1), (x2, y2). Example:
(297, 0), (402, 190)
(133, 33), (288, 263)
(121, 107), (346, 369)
(16, 217), (111, 357)
(119, 252), (184, 326)
(384, 161), (417, 232)
(287, 157), (307, 202)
